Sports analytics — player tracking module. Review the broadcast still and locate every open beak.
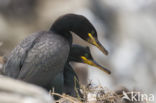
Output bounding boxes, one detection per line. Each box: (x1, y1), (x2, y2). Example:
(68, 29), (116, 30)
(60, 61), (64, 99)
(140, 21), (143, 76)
(81, 56), (111, 74)
(88, 33), (108, 55)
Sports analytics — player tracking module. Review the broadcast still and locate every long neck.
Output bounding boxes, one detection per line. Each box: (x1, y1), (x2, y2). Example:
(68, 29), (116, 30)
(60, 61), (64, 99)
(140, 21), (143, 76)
(50, 21), (73, 46)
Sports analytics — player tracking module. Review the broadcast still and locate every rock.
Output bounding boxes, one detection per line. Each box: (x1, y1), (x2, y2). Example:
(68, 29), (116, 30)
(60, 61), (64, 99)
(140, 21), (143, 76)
(0, 75), (55, 103)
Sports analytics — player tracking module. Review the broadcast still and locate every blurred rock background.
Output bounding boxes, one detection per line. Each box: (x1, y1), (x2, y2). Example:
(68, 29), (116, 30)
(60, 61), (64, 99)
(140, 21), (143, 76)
(0, 0), (155, 102)
(0, 75), (54, 103)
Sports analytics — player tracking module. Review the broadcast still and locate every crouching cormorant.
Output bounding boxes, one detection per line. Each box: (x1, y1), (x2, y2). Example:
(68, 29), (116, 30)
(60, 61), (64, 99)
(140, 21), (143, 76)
(4, 14), (108, 91)
(52, 44), (111, 98)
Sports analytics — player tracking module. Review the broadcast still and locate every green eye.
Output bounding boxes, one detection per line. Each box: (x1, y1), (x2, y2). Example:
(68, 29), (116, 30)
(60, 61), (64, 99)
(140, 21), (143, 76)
(84, 53), (89, 58)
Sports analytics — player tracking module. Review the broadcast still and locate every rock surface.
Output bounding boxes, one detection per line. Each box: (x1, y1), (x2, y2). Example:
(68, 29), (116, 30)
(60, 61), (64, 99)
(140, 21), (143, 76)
(0, 75), (55, 103)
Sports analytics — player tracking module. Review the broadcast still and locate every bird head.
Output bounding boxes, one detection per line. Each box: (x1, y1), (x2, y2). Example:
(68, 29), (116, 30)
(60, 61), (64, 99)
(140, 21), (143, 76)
(69, 45), (111, 74)
(51, 14), (108, 55)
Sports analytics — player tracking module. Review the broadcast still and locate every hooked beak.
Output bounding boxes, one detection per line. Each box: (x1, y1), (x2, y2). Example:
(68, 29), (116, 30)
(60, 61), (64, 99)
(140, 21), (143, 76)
(81, 56), (111, 74)
(88, 33), (108, 55)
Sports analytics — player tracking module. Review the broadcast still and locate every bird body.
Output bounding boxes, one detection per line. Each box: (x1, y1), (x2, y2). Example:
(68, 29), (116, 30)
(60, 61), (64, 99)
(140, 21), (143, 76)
(52, 44), (111, 97)
(51, 61), (81, 98)
(4, 14), (109, 93)
(4, 31), (70, 90)
(63, 63), (80, 97)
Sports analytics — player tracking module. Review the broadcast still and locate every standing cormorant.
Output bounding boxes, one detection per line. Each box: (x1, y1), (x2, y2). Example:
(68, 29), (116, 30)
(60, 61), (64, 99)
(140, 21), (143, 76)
(52, 44), (111, 98)
(4, 14), (108, 91)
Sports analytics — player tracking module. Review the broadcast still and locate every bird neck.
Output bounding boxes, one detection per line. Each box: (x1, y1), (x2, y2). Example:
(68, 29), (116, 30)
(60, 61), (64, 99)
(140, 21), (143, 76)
(50, 14), (81, 45)
(50, 25), (73, 46)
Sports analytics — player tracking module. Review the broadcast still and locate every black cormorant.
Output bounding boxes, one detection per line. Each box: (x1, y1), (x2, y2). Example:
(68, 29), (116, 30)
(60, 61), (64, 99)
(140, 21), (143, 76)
(52, 44), (111, 98)
(4, 14), (108, 91)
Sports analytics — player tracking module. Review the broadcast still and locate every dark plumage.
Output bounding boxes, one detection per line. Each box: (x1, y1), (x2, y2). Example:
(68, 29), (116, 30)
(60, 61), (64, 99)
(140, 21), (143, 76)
(52, 44), (111, 98)
(5, 31), (69, 90)
(4, 14), (108, 91)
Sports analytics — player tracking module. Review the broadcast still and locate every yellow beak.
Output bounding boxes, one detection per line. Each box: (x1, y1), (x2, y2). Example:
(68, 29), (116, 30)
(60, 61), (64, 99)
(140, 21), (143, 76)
(81, 56), (111, 74)
(88, 33), (108, 55)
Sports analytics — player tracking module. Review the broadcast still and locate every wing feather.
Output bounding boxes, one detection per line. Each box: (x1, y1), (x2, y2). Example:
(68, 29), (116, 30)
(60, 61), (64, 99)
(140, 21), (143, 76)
(4, 31), (44, 78)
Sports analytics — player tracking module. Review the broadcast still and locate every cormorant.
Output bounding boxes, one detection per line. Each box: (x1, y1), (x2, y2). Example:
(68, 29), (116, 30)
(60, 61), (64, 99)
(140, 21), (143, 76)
(52, 44), (111, 98)
(4, 14), (108, 91)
